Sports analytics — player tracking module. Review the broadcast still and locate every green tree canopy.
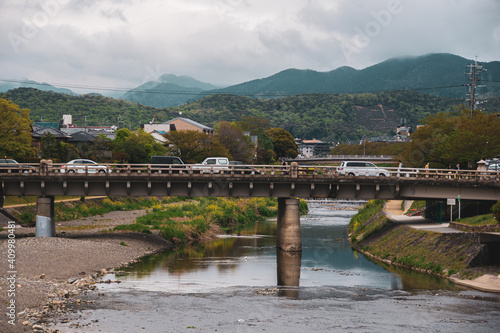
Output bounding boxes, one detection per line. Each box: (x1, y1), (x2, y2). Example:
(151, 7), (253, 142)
(0, 98), (36, 160)
(265, 128), (298, 159)
(40, 133), (79, 162)
(164, 130), (230, 164)
(215, 121), (254, 163)
(113, 129), (167, 163)
(399, 107), (500, 169)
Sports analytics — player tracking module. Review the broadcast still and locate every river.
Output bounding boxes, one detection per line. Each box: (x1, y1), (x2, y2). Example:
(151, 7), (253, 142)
(52, 201), (500, 332)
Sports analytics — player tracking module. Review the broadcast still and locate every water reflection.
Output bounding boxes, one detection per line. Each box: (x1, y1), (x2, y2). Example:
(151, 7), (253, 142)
(114, 203), (463, 293)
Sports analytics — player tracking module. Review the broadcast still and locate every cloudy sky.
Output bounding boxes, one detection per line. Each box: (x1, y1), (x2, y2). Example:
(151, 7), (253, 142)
(1, 0), (499, 94)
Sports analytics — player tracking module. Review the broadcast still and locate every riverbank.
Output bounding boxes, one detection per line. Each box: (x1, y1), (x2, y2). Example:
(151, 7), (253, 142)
(0, 196), (287, 332)
(348, 200), (500, 294)
(0, 209), (174, 333)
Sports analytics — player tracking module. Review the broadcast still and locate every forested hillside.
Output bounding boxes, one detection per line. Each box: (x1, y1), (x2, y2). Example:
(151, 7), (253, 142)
(208, 53), (500, 99)
(5, 87), (498, 142)
(3, 88), (179, 130)
(173, 91), (462, 142)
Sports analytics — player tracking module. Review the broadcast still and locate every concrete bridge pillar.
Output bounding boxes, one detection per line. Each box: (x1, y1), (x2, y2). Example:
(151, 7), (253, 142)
(277, 198), (301, 252)
(35, 196), (55, 237)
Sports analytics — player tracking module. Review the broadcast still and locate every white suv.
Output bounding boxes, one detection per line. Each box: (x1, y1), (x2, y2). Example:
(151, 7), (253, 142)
(337, 161), (390, 177)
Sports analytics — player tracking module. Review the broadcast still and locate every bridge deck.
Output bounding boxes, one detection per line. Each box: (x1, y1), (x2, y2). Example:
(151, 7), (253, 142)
(1, 163), (499, 201)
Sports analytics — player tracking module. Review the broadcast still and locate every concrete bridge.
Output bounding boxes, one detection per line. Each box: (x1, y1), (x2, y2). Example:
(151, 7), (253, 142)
(287, 155), (395, 164)
(1, 162), (499, 252)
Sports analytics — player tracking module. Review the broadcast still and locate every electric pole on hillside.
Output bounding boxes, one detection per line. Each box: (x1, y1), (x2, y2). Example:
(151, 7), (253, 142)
(464, 59), (486, 117)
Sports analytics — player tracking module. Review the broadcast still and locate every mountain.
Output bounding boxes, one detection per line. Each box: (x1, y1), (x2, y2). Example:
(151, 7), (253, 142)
(120, 74), (223, 108)
(0, 79), (77, 96)
(211, 53), (500, 99)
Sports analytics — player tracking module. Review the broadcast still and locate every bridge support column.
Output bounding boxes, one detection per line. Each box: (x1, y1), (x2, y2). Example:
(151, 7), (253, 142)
(277, 198), (301, 252)
(35, 196), (55, 237)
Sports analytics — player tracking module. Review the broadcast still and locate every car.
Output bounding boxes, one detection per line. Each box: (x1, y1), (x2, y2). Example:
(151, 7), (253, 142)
(337, 161), (390, 177)
(150, 156), (186, 173)
(488, 163), (500, 171)
(193, 157), (230, 173)
(60, 159), (108, 173)
(229, 161), (260, 174)
(0, 158), (35, 173)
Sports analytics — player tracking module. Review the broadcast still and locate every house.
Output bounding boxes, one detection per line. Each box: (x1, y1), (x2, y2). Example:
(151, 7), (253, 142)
(142, 117), (214, 144)
(164, 117), (214, 135)
(31, 124), (72, 153)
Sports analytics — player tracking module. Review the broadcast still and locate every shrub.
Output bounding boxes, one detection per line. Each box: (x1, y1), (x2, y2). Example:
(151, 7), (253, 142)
(19, 210), (36, 227)
(491, 201), (500, 221)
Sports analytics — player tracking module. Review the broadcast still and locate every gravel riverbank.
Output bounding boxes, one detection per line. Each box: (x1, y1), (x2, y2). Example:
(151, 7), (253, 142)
(0, 210), (172, 333)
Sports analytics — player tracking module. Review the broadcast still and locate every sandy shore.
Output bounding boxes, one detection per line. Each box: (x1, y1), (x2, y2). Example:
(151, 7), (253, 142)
(0, 210), (172, 333)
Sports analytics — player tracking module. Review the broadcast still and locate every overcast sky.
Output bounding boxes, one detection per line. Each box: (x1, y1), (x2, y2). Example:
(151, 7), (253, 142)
(1, 0), (499, 94)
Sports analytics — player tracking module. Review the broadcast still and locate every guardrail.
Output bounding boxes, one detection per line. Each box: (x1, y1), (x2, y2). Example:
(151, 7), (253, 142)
(1, 163), (500, 182)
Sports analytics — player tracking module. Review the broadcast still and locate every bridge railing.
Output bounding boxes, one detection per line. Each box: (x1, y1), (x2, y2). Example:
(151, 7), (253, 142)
(2, 163), (500, 182)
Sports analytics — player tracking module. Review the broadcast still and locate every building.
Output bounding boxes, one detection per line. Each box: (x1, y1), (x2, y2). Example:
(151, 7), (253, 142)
(156, 117), (214, 135)
(142, 117), (214, 144)
(296, 139), (331, 157)
(31, 124), (72, 153)
(59, 114), (117, 139)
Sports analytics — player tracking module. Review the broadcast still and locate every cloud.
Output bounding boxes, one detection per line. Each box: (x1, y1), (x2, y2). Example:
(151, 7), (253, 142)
(0, 0), (498, 93)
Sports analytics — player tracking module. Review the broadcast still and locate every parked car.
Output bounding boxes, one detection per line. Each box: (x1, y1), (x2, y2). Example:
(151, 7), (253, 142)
(150, 156), (186, 173)
(0, 158), (35, 173)
(229, 161), (260, 174)
(488, 163), (500, 171)
(337, 161), (390, 177)
(193, 157), (230, 173)
(60, 159), (108, 173)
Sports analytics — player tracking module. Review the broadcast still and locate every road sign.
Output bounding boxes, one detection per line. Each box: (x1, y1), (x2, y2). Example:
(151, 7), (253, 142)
(447, 198), (456, 205)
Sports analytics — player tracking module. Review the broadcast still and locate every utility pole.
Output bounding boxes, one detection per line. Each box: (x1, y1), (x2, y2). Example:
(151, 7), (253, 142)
(465, 58), (486, 117)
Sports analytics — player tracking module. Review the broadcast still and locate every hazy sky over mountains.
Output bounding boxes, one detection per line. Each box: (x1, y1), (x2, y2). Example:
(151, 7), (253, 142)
(1, 0), (499, 93)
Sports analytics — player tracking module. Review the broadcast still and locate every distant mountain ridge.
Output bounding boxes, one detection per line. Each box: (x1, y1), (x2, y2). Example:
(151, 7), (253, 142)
(119, 74), (224, 108)
(211, 53), (500, 99)
(0, 79), (77, 96)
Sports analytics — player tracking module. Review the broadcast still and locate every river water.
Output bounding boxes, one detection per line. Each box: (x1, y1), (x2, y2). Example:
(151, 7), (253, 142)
(52, 202), (500, 332)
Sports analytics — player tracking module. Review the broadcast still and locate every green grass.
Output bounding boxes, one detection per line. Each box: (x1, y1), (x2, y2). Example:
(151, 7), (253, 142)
(410, 200), (426, 210)
(114, 197), (282, 246)
(456, 213), (498, 226)
(348, 200), (387, 243)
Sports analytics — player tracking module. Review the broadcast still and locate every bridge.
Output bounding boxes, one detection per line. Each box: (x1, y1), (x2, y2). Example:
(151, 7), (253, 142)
(1, 162), (499, 252)
(286, 155), (395, 164)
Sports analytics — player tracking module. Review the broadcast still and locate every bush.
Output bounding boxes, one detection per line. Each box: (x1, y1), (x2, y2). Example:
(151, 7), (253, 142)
(19, 210), (36, 227)
(492, 201), (500, 221)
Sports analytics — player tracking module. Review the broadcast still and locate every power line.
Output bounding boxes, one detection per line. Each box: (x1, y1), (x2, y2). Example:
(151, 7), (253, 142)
(0, 77), (495, 98)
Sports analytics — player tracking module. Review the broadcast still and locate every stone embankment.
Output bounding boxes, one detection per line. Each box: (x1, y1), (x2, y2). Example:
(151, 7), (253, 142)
(348, 200), (500, 293)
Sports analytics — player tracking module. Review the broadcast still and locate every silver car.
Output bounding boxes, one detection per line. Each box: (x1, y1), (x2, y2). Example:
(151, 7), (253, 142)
(61, 159), (108, 173)
(337, 161), (390, 177)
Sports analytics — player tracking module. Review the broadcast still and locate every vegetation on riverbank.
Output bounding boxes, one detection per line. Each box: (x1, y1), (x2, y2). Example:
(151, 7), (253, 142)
(115, 197), (308, 246)
(12, 197), (172, 227)
(9, 195), (308, 247)
(457, 213), (498, 227)
(348, 200), (490, 279)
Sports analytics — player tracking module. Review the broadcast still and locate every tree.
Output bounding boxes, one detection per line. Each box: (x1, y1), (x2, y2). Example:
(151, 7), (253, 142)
(215, 121), (254, 163)
(265, 128), (298, 159)
(40, 133), (79, 162)
(164, 130), (230, 164)
(237, 116), (271, 134)
(0, 98), (36, 159)
(89, 135), (113, 162)
(399, 106), (500, 168)
(255, 129), (275, 164)
(113, 129), (167, 163)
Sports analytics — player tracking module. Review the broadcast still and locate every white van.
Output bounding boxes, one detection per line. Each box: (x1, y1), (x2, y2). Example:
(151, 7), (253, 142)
(337, 161), (390, 177)
(193, 157), (230, 173)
